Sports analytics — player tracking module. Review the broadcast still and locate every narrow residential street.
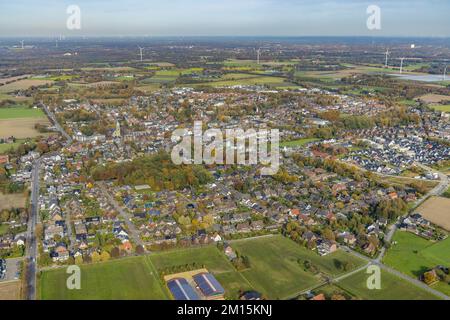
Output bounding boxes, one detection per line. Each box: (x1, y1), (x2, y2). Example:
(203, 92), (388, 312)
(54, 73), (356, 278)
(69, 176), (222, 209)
(98, 182), (146, 249)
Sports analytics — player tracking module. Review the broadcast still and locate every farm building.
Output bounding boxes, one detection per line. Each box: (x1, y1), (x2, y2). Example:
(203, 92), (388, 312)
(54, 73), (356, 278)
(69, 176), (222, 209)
(167, 278), (199, 300)
(192, 272), (225, 299)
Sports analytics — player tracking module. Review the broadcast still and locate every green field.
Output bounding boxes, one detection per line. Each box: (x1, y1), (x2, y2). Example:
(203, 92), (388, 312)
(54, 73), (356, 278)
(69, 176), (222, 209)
(0, 224), (9, 236)
(39, 257), (168, 300)
(0, 107), (45, 119)
(430, 105), (450, 113)
(195, 75), (287, 87)
(383, 231), (450, 295)
(280, 138), (319, 148)
(337, 269), (439, 300)
(231, 235), (365, 299)
(0, 139), (27, 153)
(149, 245), (252, 299)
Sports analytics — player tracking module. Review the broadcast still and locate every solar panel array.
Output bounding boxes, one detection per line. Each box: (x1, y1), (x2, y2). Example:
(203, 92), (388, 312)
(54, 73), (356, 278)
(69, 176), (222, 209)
(167, 278), (200, 300)
(193, 272), (225, 297)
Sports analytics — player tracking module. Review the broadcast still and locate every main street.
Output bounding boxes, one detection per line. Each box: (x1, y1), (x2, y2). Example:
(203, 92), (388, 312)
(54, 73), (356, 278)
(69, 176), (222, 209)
(25, 158), (40, 300)
(25, 104), (73, 300)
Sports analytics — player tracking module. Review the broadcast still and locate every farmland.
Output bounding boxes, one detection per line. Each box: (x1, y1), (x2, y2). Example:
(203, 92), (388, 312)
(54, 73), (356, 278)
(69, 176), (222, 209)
(39, 256), (169, 300)
(336, 269), (439, 300)
(0, 118), (49, 139)
(413, 196), (450, 230)
(0, 106), (49, 140)
(0, 107), (45, 119)
(38, 236), (367, 300)
(0, 281), (22, 300)
(383, 231), (450, 295)
(230, 235), (365, 299)
(0, 79), (53, 94)
(0, 192), (27, 210)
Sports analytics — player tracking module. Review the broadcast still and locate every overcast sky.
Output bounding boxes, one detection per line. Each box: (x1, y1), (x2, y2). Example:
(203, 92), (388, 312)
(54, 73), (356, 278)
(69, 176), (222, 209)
(0, 0), (449, 37)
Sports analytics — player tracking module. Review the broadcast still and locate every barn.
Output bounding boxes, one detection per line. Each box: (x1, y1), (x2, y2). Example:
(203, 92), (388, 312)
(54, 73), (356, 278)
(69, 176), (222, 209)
(167, 278), (200, 300)
(192, 272), (225, 299)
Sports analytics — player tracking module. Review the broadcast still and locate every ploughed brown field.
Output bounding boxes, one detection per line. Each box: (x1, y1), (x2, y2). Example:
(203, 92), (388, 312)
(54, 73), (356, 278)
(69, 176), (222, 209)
(0, 281), (21, 300)
(414, 196), (450, 231)
(416, 93), (450, 104)
(0, 193), (27, 210)
(0, 118), (50, 139)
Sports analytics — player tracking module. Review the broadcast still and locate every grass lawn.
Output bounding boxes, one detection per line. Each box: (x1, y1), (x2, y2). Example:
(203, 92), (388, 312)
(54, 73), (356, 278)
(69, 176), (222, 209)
(231, 235), (365, 299)
(280, 138), (319, 148)
(430, 105), (450, 113)
(149, 245), (252, 299)
(39, 256), (169, 300)
(0, 224), (9, 236)
(0, 107), (45, 119)
(383, 231), (450, 295)
(337, 269), (440, 300)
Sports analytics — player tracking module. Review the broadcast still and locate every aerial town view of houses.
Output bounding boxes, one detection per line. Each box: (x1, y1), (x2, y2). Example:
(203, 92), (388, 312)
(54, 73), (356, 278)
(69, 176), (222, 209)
(0, 0), (450, 306)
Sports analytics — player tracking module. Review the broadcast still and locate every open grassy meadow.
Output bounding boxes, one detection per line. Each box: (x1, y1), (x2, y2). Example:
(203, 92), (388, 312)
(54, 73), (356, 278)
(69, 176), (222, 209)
(230, 235), (365, 299)
(430, 105), (450, 113)
(337, 269), (439, 300)
(280, 138), (319, 148)
(39, 256), (169, 300)
(383, 231), (450, 295)
(0, 106), (45, 119)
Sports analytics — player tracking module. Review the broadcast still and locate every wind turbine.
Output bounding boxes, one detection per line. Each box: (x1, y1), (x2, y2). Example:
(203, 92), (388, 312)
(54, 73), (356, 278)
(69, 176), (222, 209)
(256, 48), (261, 65)
(138, 46), (144, 62)
(384, 49), (390, 68)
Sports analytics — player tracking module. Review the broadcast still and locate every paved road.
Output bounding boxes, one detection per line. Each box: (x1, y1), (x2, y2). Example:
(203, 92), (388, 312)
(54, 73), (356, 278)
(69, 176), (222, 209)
(98, 182), (145, 249)
(40, 103), (73, 144)
(25, 159), (40, 300)
(25, 104), (74, 300)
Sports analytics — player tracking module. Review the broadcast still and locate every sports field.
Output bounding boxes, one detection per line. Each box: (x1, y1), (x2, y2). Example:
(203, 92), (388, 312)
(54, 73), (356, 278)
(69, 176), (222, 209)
(231, 235), (365, 299)
(337, 269), (439, 300)
(39, 256), (169, 300)
(383, 231), (450, 295)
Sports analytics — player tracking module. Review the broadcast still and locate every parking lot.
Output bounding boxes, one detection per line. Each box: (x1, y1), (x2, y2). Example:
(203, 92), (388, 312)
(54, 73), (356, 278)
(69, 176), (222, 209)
(0, 257), (23, 282)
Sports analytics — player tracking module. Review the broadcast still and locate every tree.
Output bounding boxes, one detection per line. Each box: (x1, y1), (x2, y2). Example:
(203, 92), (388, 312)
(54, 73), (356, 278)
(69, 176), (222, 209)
(100, 251), (110, 262)
(75, 255), (83, 265)
(110, 247), (120, 258)
(91, 251), (101, 263)
(135, 245), (145, 255)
